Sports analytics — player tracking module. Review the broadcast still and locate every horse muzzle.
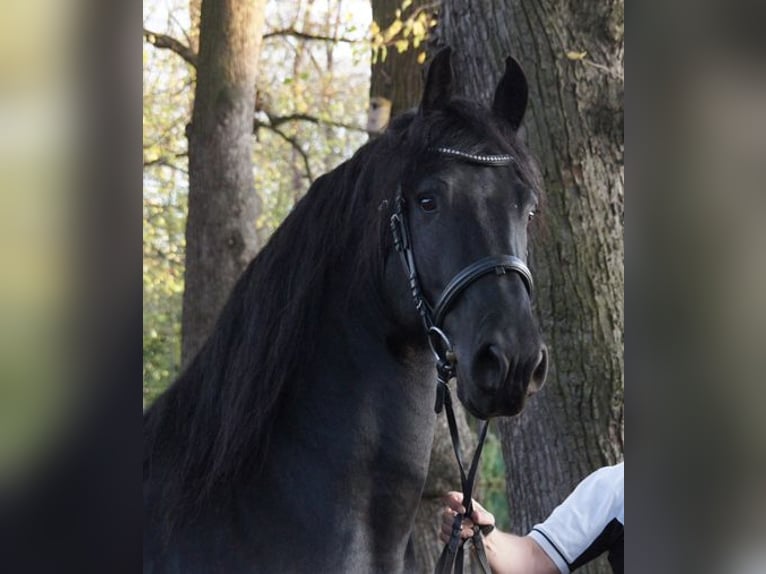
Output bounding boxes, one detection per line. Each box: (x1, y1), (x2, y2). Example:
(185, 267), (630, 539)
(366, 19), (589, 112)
(457, 335), (549, 418)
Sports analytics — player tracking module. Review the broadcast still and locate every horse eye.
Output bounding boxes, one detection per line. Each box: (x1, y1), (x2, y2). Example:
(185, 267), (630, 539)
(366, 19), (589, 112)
(528, 210), (536, 221)
(418, 194), (437, 213)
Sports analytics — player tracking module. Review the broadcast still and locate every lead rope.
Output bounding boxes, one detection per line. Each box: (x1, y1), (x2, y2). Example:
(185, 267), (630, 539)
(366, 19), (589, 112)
(433, 375), (493, 574)
(428, 313), (493, 574)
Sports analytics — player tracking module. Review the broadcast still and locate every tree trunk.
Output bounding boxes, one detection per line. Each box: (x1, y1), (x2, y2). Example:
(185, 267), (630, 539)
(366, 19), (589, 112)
(182, 0), (266, 365)
(440, 1), (624, 572)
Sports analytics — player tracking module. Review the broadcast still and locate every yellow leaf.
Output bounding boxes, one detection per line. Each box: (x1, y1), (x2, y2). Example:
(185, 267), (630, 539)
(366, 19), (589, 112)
(370, 21), (380, 36)
(383, 19), (403, 42)
(412, 19), (425, 39)
(417, 51), (426, 64)
(395, 39), (409, 53)
(402, 0), (413, 9)
(566, 50), (588, 61)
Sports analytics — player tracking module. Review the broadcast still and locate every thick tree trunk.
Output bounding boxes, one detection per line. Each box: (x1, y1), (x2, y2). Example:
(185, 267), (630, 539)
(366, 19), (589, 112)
(440, 2), (624, 572)
(182, 0), (266, 364)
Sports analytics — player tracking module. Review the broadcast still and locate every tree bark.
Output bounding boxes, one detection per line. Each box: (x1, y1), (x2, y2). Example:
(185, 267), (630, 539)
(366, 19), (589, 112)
(439, 1), (624, 572)
(182, 0), (266, 365)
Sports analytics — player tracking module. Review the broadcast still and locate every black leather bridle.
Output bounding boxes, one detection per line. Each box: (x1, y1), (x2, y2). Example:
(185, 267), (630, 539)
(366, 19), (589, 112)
(389, 148), (534, 574)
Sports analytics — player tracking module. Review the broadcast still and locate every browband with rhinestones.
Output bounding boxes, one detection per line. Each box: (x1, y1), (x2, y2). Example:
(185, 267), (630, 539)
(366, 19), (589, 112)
(432, 147), (514, 166)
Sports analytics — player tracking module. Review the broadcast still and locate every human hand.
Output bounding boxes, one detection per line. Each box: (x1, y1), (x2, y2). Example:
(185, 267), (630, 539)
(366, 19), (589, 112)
(440, 491), (496, 543)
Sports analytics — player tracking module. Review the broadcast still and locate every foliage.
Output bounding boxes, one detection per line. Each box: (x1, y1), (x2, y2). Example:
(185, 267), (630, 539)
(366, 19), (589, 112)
(478, 428), (511, 531)
(143, 2), (192, 405)
(253, 2), (371, 230)
(369, 0), (438, 64)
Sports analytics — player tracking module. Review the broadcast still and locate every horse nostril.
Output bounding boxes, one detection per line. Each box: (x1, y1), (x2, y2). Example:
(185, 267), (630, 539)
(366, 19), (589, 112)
(528, 345), (549, 394)
(471, 344), (510, 390)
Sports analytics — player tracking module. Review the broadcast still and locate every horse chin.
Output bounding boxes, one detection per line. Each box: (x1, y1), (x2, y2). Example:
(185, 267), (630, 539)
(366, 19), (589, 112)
(457, 383), (527, 419)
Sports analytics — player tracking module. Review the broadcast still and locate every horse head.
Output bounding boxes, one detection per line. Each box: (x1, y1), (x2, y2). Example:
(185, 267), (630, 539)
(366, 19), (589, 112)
(387, 48), (548, 419)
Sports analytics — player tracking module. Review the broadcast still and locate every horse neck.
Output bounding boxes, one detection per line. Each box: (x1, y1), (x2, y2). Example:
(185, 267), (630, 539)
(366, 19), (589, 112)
(287, 297), (437, 463)
(257, 286), (438, 567)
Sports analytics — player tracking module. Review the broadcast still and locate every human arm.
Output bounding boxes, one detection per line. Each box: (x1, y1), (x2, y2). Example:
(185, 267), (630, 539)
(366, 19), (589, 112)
(527, 462), (624, 573)
(441, 492), (559, 574)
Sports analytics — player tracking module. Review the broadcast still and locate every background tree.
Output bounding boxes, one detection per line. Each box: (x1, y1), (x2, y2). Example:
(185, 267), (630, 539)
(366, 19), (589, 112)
(439, 2), (624, 572)
(181, 0), (267, 364)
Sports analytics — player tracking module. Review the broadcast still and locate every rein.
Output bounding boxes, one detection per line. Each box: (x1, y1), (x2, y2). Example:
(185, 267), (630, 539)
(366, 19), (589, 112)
(389, 149), (533, 574)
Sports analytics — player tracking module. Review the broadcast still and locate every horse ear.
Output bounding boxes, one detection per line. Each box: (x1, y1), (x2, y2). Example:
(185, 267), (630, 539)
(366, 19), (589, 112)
(492, 56), (529, 130)
(420, 47), (453, 113)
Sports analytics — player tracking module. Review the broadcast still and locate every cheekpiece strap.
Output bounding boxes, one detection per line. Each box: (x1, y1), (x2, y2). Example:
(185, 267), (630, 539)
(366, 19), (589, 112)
(390, 186), (434, 332)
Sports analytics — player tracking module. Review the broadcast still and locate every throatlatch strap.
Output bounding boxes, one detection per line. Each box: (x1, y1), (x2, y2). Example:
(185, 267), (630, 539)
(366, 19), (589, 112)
(434, 385), (492, 574)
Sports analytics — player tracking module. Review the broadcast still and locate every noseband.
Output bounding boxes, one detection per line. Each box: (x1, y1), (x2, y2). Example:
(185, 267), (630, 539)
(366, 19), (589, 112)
(389, 148), (534, 574)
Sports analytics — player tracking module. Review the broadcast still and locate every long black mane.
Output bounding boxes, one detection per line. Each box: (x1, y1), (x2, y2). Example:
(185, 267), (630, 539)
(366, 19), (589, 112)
(143, 98), (541, 526)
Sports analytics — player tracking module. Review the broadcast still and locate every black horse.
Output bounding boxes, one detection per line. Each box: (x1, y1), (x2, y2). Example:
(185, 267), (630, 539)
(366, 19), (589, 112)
(144, 48), (548, 574)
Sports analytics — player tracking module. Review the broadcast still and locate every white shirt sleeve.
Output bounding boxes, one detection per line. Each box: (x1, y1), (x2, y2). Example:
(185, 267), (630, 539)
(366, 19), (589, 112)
(527, 462), (624, 574)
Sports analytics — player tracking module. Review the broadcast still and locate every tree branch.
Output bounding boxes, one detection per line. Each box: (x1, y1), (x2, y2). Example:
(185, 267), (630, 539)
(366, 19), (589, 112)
(251, 108), (365, 183)
(274, 127), (315, 184)
(252, 120), (314, 183)
(263, 28), (357, 44)
(263, 112), (366, 133)
(143, 152), (188, 173)
(143, 28), (198, 67)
